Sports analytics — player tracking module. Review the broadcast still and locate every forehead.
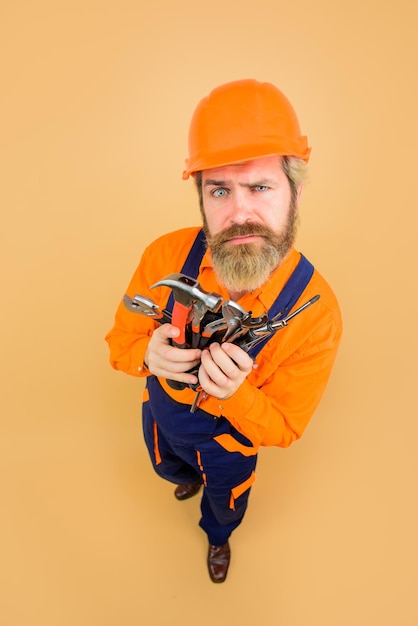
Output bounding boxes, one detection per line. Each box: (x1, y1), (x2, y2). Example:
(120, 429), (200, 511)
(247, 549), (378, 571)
(201, 155), (283, 182)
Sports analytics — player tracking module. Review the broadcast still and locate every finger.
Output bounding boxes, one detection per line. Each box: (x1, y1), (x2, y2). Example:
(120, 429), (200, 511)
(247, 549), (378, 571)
(153, 325), (201, 363)
(209, 343), (239, 379)
(154, 323), (181, 341)
(198, 354), (236, 399)
(200, 345), (230, 385)
(155, 354), (201, 372)
(164, 345), (202, 365)
(221, 342), (253, 373)
(159, 368), (199, 386)
(149, 347), (200, 383)
(198, 358), (224, 391)
(207, 342), (252, 380)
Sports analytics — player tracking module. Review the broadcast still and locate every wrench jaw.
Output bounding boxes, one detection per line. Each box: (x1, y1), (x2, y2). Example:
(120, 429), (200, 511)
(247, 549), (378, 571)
(123, 294), (157, 314)
(220, 300), (248, 342)
(123, 294), (171, 324)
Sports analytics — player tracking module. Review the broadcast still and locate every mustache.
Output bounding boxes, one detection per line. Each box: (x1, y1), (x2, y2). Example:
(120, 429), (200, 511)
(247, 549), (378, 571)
(208, 222), (277, 246)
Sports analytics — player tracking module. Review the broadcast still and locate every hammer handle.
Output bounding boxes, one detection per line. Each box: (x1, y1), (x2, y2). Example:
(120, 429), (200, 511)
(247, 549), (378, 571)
(171, 301), (191, 348)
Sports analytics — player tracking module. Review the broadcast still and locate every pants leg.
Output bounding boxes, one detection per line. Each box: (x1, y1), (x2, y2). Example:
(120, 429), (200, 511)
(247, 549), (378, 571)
(142, 377), (258, 545)
(142, 403), (202, 485)
(194, 437), (258, 546)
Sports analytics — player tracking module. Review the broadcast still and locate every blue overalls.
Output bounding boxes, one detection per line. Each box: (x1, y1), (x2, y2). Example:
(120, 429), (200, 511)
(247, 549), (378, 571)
(141, 231), (313, 546)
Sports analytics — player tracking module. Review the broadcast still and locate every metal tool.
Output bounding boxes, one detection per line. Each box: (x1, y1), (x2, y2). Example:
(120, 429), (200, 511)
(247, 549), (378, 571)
(200, 316), (229, 346)
(238, 295), (321, 352)
(223, 312), (269, 345)
(151, 273), (222, 349)
(189, 300), (211, 348)
(198, 302), (248, 348)
(220, 300), (250, 341)
(123, 294), (172, 324)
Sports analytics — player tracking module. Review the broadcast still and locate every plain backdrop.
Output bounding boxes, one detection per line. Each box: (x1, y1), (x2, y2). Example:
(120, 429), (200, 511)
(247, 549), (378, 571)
(1, 1), (417, 625)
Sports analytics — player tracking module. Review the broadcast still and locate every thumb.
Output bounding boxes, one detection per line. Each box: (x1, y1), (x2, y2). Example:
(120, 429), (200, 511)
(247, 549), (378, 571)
(158, 323), (180, 339)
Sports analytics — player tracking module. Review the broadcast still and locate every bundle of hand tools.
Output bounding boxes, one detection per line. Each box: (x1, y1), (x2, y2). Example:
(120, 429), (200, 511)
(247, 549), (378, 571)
(123, 272), (320, 354)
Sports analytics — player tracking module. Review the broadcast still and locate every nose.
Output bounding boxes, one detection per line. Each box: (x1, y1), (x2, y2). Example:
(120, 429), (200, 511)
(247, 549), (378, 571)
(228, 188), (254, 225)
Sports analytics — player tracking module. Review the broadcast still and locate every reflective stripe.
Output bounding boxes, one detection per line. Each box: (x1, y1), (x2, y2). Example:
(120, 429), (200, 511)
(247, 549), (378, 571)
(153, 421), (162, 465)
(229, 471), (256, 510)
(214, 434), (257, 456)
(196, 450), (207, 486)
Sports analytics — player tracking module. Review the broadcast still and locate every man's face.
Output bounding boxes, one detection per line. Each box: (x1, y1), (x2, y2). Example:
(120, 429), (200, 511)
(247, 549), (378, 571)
(201, 155), (301, 294)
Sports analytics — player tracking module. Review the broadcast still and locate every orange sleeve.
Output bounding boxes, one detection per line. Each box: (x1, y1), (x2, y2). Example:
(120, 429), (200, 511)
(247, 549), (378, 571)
(104, 228), (201, 377)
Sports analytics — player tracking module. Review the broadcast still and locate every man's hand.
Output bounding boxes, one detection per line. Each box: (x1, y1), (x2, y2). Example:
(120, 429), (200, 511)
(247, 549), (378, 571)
(198, 342), (253, 400)
(144, 324), (201, 386)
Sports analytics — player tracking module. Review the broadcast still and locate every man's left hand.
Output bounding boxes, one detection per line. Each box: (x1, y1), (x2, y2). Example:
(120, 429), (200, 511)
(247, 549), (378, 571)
(198, 342), (254, 400)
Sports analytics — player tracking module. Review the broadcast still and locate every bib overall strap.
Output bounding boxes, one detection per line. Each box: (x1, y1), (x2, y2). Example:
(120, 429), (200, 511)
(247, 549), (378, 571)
(247, 254), (314, 359)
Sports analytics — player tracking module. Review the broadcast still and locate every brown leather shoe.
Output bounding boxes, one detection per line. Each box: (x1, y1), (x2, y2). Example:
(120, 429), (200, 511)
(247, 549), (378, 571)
(174, 483), (202, 501)
(207, 541), (231, 583)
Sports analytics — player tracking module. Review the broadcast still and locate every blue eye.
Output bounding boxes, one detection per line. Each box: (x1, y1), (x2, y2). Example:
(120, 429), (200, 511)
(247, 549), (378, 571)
(253, 185), (268, 192)
(213, 188), (227, 197)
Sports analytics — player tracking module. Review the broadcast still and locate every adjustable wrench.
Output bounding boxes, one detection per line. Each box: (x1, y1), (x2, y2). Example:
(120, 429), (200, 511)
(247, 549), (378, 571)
(123, 294), (172, 324)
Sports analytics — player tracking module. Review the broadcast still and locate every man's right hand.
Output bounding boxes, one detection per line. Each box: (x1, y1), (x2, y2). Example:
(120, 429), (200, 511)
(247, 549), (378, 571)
(144, 324), (201, 386)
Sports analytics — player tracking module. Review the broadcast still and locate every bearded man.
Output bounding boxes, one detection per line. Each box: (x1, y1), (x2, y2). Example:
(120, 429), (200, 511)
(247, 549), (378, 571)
(105, 79), (342, 583)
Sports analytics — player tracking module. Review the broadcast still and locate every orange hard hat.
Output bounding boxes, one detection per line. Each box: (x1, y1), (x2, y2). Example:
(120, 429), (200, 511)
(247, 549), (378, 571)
(182, 79), (311, 180)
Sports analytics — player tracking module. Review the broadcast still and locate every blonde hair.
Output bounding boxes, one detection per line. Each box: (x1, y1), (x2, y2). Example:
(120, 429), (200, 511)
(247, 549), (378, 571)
(281, 156), (308, 204)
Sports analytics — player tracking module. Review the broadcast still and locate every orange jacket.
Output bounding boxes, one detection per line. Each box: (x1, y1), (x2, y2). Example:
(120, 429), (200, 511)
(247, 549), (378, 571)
(105, 227), (342, 450)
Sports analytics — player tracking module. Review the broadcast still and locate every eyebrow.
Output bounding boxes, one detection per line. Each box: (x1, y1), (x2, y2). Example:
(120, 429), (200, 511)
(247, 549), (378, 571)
(203, 178), (275, 188)
(204, 179), (227, 187)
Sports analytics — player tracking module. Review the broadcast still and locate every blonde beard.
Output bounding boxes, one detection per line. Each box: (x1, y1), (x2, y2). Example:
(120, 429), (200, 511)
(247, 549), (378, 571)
(205, 212), (298, 293)
(210, 240), (281, 292)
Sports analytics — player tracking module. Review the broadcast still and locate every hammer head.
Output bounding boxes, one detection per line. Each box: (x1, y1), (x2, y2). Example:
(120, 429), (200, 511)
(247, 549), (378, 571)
(151, 273), (222, 312)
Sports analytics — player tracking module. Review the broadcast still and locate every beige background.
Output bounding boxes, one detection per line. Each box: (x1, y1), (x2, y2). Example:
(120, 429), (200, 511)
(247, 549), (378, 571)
(1, 1), (417, 624)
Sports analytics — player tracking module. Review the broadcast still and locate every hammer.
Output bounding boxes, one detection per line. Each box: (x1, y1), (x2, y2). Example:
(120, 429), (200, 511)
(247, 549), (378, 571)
(151, 273), (222, 349)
